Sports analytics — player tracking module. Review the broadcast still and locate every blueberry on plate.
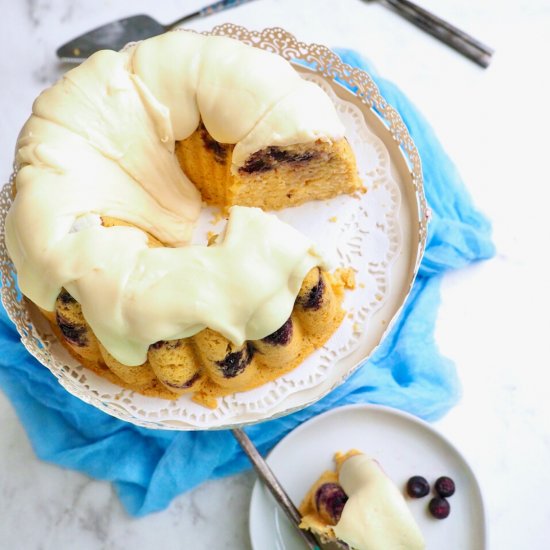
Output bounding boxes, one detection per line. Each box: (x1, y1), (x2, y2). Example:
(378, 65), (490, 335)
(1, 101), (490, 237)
(434, 476), (456, 498)
(429, 496), (451, 519)
(406, 476), (430, 498)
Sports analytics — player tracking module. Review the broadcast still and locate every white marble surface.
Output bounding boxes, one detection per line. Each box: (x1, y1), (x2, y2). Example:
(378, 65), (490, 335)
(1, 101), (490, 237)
(1, 0), (549, 548)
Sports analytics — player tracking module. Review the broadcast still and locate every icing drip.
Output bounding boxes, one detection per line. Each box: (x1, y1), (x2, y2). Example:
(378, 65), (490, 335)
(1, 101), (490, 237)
(5, 31), (343, 366)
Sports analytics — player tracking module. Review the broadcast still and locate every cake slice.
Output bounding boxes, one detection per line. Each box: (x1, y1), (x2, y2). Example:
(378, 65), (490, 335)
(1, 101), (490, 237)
(300, 451), (426, 550)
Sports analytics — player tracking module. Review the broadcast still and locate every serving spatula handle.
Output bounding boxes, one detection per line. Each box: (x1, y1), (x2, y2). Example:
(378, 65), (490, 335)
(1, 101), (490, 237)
(166, 0), (258, 30)
(231, 428), (322, 550)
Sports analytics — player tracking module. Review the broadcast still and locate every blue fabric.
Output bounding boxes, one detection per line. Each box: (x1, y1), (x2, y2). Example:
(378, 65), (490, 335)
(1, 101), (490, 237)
(0, 50), (494, 516)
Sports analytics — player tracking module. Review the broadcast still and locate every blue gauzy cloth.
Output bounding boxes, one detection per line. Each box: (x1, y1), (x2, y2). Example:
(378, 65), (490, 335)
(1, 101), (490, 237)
(0, 51), (494, 516)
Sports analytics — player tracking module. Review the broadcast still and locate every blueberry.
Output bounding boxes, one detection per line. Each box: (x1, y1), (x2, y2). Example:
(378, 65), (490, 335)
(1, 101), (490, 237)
(299, 276), (325, 310)
(262, 318), (293, 346)
(200, 126), (227, 163)
(150, 340), (181, 351)
(434, 476), (455, 498)
(314, 482), (349, 525)
(429, 496), (450, 519)
(163, 372), (201, 390)
(56, 313), (88, 347)
(268, 147), (315, 164)
(406, 476), (430, 498)
(267, 147), (292, 162)
(216, 343), (254, 378)
(58, 289), (76, 304)
(240, 147), (317, 174)
(240, 150), (272, 174)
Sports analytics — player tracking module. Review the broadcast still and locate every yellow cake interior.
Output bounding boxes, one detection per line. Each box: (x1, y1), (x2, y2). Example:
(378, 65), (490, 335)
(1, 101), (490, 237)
(177, 123), (363, 211)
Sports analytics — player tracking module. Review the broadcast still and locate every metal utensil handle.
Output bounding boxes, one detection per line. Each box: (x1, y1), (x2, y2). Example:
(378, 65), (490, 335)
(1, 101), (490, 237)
(166, 0), (257, 30)
(392, 0), (493, 55)
(199, 0), (256, 17)
(231, 428), (321, 550)
(382, 0), (494, 68)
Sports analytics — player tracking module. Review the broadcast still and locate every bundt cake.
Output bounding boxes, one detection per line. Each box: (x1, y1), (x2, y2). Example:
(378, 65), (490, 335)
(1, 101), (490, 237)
(5, 31), (363, 407)
(299, 451), (425, 550)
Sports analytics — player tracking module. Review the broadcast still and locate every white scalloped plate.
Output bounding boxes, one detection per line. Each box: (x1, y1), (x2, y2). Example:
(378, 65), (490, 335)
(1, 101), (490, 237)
(249, 405), (487, 550)
(0, 26), (428, 430)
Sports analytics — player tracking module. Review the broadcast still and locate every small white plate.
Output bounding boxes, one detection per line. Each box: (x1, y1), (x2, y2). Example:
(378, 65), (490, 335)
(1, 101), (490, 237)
(249, 404), (487, 550)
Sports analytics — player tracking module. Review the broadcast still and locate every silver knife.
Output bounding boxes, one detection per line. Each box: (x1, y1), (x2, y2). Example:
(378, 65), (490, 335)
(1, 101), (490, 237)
(57, 0), (257, 62)
(369, 0), (494, 68)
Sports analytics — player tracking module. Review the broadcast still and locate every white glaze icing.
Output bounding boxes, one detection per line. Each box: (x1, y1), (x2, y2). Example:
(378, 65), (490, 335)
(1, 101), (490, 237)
(334, 455), (425, 550)
(5, 31), (343, 366)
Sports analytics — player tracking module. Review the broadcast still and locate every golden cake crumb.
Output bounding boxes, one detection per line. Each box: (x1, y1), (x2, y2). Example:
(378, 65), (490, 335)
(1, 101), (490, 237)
(207, 231), (218, 246)
(326, 268), (355, 299)
(337, 267), (356, 290)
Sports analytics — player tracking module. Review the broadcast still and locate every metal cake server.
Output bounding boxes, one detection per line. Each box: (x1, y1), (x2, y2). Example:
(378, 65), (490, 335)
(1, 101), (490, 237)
(232, 428), (322, 550)
(232, 428), (349, 550)
(56, 0), (257, 62)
